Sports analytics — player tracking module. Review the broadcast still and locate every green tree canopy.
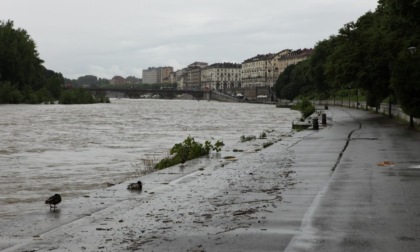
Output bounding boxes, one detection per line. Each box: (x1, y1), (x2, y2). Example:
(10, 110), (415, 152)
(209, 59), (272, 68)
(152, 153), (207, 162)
(0, 20), (44, 89)
(274, 64), (296, 101)
(0, 20), (67, 104)
(381, 0), (420, 119)
(276, 0), (420, 123)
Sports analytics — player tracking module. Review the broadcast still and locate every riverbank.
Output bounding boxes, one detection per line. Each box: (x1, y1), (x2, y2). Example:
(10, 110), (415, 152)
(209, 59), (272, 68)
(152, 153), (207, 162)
(2, 106), (420, 251)
(0, 124), (308, 251)
(0, 99), (298, 221)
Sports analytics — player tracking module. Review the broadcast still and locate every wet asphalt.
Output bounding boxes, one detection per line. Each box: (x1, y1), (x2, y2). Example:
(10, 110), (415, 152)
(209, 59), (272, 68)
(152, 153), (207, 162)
(1, 106), (420, 251)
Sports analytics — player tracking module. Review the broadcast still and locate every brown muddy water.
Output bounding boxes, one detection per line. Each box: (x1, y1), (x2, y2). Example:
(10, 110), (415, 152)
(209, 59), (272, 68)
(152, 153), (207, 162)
(0, 99), (299, 219)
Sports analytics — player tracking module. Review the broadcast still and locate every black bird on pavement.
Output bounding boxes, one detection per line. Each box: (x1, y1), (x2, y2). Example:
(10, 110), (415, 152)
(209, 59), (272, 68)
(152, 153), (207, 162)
(127, 181), (142, 190)
(45, 194), (61, 210)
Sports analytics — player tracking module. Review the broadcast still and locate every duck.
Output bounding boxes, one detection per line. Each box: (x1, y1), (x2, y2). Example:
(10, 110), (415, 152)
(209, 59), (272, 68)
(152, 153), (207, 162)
(127, 181), (142, 190)
(106, 182), (115, 187)
(45, 194), (61, 210)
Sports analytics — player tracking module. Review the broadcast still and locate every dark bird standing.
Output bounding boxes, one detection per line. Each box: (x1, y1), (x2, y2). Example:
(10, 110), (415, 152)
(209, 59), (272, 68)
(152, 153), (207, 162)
(127, 181), (142, 190)
(45, 194), (61, 210)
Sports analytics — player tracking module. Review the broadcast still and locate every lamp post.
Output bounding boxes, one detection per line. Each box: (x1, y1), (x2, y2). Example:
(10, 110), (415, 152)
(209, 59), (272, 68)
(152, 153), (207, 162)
(408, 46), (417, 128)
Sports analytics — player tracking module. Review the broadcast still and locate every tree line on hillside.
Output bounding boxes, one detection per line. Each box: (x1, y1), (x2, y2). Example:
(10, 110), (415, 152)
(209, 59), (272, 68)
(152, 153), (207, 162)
(65, 75), (110, 88)
(275, 0), (420, 125)
(65, 75), (177, 90)
(0, 20), (108, 104)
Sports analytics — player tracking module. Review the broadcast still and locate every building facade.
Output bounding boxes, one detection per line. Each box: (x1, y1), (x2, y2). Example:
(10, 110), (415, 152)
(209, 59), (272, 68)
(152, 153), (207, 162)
(160, 66), (173, 83)
(166, 48), (313, 90)
(201, 63), (241, 90)
(240, 49), (313, 88)
(183, 66), (202, 90)
(267, 49), (292, 86)
(142, 66), (174, 84)
(277, 48), (314, 74)
(241, 54), (274, 88)
(142, 67), (161, 84)
(110, 76), (127, 85)
(178, 62), (208, 90)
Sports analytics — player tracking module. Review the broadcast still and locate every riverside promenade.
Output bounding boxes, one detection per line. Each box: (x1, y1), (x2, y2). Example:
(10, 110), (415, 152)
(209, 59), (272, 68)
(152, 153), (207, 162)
(2, 106), (420, 251)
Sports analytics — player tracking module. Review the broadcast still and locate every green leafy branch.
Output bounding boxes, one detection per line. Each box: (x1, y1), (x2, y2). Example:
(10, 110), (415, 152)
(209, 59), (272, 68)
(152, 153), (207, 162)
(154, 136), (224, 170)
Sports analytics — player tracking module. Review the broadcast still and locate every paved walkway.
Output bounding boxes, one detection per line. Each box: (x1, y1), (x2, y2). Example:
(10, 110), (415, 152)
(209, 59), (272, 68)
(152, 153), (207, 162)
(286, 107), (420, 252)
(2, 106), (420, 251)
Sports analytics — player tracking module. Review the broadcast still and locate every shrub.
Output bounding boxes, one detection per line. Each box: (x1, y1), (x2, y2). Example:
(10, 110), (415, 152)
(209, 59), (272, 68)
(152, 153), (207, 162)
(240, 135), (256, 142)
(0, 82), (23, 104)
(292, 98), (315, 119)
(154, 136), (223, 170)
(263, 142), (274, 148)
(259, 132), (267, 139)
(59, 88), (110, 104)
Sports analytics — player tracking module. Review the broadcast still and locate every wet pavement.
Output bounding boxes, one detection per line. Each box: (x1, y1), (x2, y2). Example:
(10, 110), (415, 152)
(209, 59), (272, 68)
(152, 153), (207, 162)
(1, 106), (420, 251)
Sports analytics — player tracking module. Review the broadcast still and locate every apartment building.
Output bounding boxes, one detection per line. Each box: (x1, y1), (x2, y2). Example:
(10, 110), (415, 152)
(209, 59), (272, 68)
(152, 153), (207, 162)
(180, 62), (208, 90)
(241, 49), (313, 88)
(160, 66), (173, 83)
(267, 49), (292, 86)
(142, 66), (174, 84)
(142, 67), (161, 84)
(110, 75), (127, 85)
(126, 76), (142, 84)
(277, 48), (314, 74)
(155, 48), (313, 90)
(201, 63), (241, 90)
(241, 54), (273, 88)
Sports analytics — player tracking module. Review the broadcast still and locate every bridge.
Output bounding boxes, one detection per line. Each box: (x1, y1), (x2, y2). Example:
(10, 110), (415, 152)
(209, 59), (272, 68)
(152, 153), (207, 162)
(84, 87), (210, 100)
(83, 87), (244, 102)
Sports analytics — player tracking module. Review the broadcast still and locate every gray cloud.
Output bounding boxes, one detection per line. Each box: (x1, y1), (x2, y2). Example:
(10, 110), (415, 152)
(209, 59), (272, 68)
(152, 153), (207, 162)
(2, 0), (378, 79)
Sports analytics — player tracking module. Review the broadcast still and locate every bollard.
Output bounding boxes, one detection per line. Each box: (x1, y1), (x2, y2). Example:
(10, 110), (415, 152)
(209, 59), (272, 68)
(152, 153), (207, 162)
(322, 113), (327, 125)
(324, 105), (329, 110)
(312, 118), (319, 130)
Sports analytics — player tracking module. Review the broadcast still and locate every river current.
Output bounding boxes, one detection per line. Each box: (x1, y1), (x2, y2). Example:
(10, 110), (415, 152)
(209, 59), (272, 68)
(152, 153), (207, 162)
(0, 99), (299, 219)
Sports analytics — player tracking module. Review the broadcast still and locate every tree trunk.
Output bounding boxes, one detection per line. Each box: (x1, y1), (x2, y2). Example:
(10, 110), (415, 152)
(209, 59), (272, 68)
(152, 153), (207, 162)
(388, 97), (393, 118)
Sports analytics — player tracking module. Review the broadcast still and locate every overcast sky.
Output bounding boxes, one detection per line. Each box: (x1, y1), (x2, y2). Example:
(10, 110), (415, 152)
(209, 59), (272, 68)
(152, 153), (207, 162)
(2, 0), (378, 79)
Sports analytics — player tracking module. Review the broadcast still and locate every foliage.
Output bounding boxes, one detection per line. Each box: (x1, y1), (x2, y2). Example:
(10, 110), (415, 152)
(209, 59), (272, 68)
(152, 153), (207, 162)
(259, 132), (267, 139)
(391, 51), (420, 118)
(263, 142), (274, 148)
(65, 78), (178, 90)
(292, 98), (315, 119)
(275, 64), (296, 100)
(0, 20), (44, 90)
(332, 0), (420, 114)
(59, 88), (110, 104)
(324, 11), (393, 109)
(274, 62), (312, 101)
(382, 0), (420, 118)
(0, 20), (66, 104)
(0, 82), (23, 103)
(274, 0), (420, 123)
(308, 38), (339, 96)
(240, 135), (256, 142)
(154, 136), (224, 170)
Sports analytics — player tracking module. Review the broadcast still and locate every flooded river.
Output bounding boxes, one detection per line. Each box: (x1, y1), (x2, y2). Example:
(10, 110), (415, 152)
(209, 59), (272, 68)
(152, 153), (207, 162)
(0, 99), (299, 219)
